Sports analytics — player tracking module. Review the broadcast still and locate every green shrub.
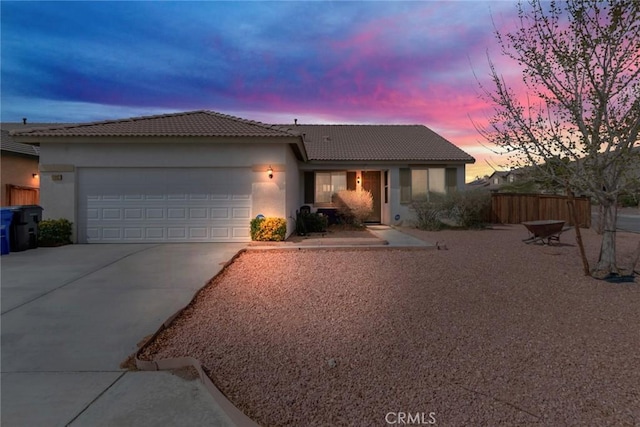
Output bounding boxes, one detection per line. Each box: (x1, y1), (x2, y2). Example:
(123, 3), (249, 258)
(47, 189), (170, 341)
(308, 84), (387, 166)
(619, 193), (638, 207)
(250, 217), (287, 241)
(297, 212), (328, 234)
(333, 189), (373, 226)
(38, 218), (73, 246)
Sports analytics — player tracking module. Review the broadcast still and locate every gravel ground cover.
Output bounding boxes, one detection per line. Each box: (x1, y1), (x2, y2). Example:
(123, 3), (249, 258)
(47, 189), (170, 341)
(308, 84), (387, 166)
(140, 225), (639, 426)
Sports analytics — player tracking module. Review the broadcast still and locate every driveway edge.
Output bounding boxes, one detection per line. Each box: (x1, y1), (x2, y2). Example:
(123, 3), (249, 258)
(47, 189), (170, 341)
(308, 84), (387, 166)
(134, 248), (260, 427)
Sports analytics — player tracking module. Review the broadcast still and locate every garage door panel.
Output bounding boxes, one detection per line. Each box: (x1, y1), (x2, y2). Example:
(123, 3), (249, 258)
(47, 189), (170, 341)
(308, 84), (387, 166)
(232, 207), (251, 218)
(78, 168), (252, 243)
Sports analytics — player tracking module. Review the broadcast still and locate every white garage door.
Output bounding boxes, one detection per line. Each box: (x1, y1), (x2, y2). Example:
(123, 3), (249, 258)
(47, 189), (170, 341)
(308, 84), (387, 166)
(78, 168), (252, 243)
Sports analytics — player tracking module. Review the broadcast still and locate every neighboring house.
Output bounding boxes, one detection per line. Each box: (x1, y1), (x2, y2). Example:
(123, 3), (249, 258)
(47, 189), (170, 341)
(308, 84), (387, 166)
(485, 169), (533, 192)
(465, 176), (490, 190)
(1, 122), (43, 206)
(487, 170), (514, 187)
(11, 110), (474, 243)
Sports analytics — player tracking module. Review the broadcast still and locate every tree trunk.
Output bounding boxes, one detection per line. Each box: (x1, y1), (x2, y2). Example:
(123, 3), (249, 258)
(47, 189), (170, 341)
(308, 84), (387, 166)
(593, 202), (619, 278)
(567, 190), (590, 276)
(596, 204), (605, 234)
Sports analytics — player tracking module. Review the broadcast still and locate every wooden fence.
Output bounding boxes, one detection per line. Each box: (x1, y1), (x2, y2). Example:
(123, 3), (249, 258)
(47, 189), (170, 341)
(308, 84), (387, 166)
(6, 185), (39, 206)
(491, 193), (591, 227)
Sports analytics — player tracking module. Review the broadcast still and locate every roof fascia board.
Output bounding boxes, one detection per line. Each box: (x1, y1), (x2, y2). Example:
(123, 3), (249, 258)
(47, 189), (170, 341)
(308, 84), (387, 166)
(0, 149), (39, 158)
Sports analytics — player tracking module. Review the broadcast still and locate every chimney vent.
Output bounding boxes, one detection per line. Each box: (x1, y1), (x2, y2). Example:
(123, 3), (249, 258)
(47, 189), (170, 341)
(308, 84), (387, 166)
(294, 118), (298, 126)
(22, 118), (27, 125)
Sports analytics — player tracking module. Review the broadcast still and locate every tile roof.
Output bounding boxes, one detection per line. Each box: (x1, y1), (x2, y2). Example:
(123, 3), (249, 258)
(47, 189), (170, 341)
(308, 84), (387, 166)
(9, 111), (298, 138)
(6, 111), (474, 164)
(292, 124), (475, 162)
(1, 123), (66, 156)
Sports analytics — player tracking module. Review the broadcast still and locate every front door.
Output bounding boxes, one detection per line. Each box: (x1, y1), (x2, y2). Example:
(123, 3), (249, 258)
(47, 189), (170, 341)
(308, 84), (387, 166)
(362, 171), (381, 223)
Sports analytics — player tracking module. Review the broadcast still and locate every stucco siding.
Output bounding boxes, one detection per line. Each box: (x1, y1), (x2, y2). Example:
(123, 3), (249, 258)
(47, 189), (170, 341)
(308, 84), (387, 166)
(39, 142), (287, 168)
(285, 147), (301, 237)
(39, 169), (76, 224)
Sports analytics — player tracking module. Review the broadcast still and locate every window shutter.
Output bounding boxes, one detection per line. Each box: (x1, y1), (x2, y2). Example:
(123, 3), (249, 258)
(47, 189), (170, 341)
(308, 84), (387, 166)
(446, 168), (457, 193)
(347, 172), (357, 190)
(400, 168), (411, 204)
(304, 172), (315, 204)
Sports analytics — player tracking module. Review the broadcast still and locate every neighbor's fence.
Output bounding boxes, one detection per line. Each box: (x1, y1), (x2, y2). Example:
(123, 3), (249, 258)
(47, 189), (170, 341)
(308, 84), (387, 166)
(6, 185), (39, 206)
(491, 193), (591, 227)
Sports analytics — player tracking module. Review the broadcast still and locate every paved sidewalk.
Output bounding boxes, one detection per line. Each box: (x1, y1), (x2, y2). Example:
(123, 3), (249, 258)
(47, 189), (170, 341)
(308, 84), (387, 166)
(1, 243), (245, 427)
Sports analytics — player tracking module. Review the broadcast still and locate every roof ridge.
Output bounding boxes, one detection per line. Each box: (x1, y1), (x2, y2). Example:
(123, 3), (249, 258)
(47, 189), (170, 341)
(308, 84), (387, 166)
(202, 111), (299, 135)
(292, 123), (423, 127)
(9, 110), (299, 137)
(9, 110), (208, 135)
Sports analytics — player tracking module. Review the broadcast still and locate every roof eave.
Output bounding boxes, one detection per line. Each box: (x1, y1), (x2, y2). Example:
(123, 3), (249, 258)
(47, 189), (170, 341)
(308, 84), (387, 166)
(306, 158), (475, 164)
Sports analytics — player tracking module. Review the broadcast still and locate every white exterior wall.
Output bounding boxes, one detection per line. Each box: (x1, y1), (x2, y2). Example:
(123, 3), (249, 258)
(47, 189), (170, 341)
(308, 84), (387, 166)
(38, 141), (295, 241)
(284, 146), (301, 237)
(39, 168), (76, 224)
(388, 167), (408, 226)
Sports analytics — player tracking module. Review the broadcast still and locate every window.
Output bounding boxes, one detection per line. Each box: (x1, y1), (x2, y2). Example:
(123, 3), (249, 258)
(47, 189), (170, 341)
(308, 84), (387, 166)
(411, 169), (429, 200)
(314, 171), (346, 204)
(399, 167), (454, 204)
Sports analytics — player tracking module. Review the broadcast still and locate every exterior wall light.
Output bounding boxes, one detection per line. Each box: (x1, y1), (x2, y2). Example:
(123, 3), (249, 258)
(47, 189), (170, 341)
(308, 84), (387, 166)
(267, 166), (274, 179)
(32, 173), (39, 178)
(357, 176), (361, 185)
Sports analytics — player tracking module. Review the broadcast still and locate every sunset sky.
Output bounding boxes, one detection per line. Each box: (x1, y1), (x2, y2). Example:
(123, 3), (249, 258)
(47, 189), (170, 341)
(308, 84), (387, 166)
(1, 1), (526, 181)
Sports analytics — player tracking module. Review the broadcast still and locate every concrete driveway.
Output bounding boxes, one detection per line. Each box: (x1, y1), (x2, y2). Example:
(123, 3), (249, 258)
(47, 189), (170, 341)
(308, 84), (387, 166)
(1, 243), (246, 427)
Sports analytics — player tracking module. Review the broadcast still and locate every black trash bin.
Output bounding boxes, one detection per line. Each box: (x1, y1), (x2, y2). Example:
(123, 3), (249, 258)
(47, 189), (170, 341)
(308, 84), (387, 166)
(9, 205), (43, 252)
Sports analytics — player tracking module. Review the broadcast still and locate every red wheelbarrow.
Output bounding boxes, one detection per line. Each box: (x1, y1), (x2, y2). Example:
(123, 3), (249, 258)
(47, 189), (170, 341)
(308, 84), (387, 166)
(522, 220), (570, 245)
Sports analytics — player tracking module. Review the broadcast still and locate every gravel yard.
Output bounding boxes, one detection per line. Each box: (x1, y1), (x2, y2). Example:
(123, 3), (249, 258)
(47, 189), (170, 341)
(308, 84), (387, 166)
(140, 225), (640, 426)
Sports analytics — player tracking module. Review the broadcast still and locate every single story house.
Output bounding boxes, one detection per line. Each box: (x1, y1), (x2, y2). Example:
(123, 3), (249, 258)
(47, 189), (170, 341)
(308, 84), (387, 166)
(11, 110), (474, 243)
(1, 122), (43, 206)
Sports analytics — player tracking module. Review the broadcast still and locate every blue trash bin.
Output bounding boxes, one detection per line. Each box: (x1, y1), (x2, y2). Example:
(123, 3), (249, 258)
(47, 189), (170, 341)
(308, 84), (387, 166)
(1, 208), (15, 255)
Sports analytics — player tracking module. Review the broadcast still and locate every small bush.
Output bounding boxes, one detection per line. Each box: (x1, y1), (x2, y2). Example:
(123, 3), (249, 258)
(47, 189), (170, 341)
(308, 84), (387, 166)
(297, 212), (328, 234)
(412, 195), (447, 231)
(38, 218), (73, 246)
(333, 190), (373, 226)
(250, 217), (287, 241)
(619, 193), (639, 208)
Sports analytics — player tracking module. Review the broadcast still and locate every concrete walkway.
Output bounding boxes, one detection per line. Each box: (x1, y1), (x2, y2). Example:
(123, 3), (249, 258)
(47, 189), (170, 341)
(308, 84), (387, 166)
(250, 225), (433, 250)
(366, 225), (433, 247)
(1, 243), (245, 427)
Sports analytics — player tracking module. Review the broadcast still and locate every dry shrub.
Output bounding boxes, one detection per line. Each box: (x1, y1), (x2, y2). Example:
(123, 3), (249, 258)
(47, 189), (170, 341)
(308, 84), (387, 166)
(333, 190), (373, 226)
(412, 190), (491, 230)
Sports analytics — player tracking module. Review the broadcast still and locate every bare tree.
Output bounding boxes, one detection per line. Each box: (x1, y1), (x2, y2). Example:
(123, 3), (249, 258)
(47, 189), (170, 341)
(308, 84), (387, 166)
(477, 0), (640, 278)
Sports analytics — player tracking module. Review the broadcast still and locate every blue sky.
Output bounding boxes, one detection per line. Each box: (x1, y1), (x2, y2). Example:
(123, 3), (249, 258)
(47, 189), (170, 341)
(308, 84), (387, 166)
(1, 1), (521, 178)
